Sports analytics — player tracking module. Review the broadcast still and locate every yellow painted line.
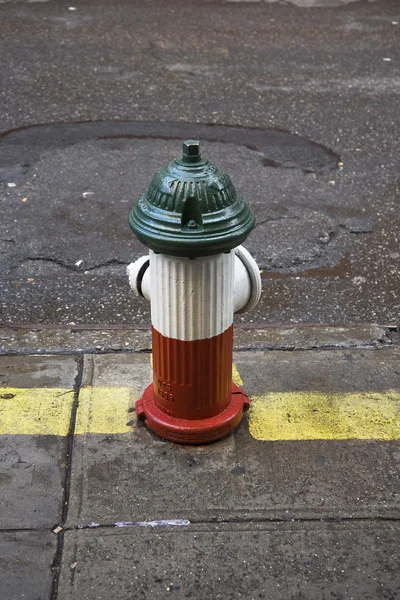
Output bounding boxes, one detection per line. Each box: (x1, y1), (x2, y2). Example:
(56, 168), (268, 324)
(6, 382), (397, 442)
(232, 364), (243, 387)
(0, 387), (74, 436)
(0, 386), (137, 436)
(249, 392), (400, 441)
(74, 386), (137, 434)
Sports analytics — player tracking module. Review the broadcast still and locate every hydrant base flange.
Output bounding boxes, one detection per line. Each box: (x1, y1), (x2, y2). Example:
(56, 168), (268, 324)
(135, 383), (250, 445)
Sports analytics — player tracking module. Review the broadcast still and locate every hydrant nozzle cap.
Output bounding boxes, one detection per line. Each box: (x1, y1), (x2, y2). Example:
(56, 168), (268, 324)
(182, 140), (202, 163)
(129, 140), (255, 257)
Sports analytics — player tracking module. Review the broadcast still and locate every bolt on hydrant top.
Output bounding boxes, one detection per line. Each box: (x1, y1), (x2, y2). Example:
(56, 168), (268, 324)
(128, 140), (255, 257)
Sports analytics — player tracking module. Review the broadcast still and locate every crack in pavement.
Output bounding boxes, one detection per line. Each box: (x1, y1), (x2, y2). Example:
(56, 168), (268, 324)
(50, 355), (83, 600)
(8, 257), (129, 274)
(59, 513), (400, 534)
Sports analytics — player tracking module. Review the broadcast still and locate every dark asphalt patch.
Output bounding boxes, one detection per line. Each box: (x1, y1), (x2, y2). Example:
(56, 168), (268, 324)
(0, 128), (397, 326)
(0, 120), (339, 184)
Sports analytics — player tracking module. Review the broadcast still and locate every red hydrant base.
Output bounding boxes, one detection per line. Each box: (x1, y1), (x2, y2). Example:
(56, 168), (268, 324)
(135, 383), (250, 445)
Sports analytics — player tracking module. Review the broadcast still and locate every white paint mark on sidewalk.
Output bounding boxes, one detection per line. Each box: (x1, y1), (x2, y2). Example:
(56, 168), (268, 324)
(115, 519), (190, 528)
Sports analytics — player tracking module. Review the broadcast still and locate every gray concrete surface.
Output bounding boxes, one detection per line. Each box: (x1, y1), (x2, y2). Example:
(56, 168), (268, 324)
(58, 522), (400, 600)
(0, 532), (56, 600)
(0, 354), (78, 388)
(67, 348), (400, 529)
(0, 356), (78, 599)
(0, 339), (399, 599)
(0, 433), (69, 530)
(0, 356), (77, 529)
(1, 0), (399, 325)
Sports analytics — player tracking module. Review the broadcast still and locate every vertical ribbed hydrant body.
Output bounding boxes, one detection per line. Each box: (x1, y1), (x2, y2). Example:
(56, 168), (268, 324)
(127, 140), (261, 444)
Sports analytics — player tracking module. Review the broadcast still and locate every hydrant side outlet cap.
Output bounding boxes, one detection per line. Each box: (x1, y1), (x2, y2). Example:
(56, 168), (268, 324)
(129, 140), (255, 257)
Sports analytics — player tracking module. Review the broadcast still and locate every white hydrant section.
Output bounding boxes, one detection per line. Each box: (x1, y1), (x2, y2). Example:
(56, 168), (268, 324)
(127, 245), (261, 341)
(149, 250), (235, 341)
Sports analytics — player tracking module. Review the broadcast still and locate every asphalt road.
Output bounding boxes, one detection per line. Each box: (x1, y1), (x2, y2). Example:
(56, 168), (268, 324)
(0, 0), (399, 325)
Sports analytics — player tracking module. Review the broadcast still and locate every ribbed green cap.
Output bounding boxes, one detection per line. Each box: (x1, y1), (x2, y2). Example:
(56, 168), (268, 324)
(128, 140), (255, 257)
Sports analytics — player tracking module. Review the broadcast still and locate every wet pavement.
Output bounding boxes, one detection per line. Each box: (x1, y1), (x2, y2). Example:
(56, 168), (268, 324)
(1, 1), (400, 599)
(1, 329), (400, 599)
(1, 0), (399, 325)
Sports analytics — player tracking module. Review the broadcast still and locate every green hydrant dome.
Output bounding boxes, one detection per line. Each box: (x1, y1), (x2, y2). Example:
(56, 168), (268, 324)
(128, 140), (255, 257)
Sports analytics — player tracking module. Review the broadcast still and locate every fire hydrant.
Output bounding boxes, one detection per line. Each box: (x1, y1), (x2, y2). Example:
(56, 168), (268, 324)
(127, 140), (261, 444)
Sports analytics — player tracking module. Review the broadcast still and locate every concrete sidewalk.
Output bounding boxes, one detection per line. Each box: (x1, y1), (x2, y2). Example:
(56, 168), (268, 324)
(1, 325), (399, 599)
